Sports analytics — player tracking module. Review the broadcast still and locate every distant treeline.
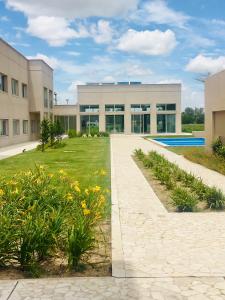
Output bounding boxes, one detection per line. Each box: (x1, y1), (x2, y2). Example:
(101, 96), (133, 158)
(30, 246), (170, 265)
(182, 107), (204, 124)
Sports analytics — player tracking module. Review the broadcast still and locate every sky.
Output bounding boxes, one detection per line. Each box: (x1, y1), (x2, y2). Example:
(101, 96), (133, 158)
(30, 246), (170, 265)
(1, 0), (225, 108)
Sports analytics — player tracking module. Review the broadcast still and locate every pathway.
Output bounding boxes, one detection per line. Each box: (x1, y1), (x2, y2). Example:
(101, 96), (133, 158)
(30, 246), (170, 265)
(1, 135), (225, 299)
(0, 142), (39, 160)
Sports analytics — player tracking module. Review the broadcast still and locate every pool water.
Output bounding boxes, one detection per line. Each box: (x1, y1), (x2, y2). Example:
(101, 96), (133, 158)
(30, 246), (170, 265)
(153, 137), (205, 147)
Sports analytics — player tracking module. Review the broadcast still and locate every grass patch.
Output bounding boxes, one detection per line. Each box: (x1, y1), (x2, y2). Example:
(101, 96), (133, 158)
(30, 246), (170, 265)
(0, 138), (110, 189)
(170, 147), (225, 176)
(182, 123), (204, 133)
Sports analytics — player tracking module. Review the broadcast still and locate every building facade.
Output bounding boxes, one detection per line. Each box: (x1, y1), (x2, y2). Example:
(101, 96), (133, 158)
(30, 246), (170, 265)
(0, 38), (53, 147)
(205, 70), (225, 147)
(54, 83), (182, 135)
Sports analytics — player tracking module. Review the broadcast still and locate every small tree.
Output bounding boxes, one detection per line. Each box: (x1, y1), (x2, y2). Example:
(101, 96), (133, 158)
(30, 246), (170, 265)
(55, 120), (64, 141)
(49, 121), (56, 146)
(40, 119), (50, 152)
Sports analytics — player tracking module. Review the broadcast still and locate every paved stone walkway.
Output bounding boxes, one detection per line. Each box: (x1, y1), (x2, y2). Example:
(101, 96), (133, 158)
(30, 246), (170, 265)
(1, 135), (225, 299)
(0, 142), (39, 160)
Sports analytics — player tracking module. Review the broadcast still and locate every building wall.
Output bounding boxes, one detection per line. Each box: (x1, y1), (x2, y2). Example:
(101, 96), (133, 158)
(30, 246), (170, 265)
(76, 83), (181, 134)
(205, 70), (225, 147)
(0, 38), (53, 147)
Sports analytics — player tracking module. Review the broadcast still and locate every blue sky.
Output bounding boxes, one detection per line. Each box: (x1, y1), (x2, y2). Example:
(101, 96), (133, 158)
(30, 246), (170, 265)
(1, 0), (225, 108)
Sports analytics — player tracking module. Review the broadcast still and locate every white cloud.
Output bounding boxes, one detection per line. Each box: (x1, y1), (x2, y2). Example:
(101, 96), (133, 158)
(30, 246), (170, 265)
(185, 54), (225, 74)
(0, 16), (10, 22)
(145, 0), (189, 28)
(117, 29), (177, 56)
(6, 0), (138, 18)
(130, 0), (189, 28)
(66, 51), (80, 57)
(90, 20), (114, 44)
(26, 16), (88, 46)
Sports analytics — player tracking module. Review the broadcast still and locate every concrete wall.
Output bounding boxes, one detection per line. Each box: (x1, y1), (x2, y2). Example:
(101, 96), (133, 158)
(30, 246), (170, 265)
(205, 70), (225, 147)
(77, 83), (181, 134)
(0, 38), (53, 147)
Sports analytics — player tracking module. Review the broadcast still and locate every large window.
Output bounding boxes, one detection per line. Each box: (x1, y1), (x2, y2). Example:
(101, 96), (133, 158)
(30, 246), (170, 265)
(11, 79), (19, 96)
(0, 119), (8, 136)
(22, 83), (27, 98)
(55, 115), (76, 133)
(0, 73), (8, 92)
(131, 104), (150, 112)
(157, 114), (176, 133)
(49, 90), (53, 109)
(80, 115), (99, 134)
(105, 104), (124, 112)
(23, 120), (28, 134)
(13, 119), (20, 135)
(106, 115), (124, 133)
(131, 114), (150, 134)
(156, 104), (176, 111)
(44, 87), (48, 108)
(80, 105), (99, 112)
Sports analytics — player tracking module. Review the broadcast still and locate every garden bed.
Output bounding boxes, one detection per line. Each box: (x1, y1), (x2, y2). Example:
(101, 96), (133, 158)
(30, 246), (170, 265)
(0, 138), (111, 279)
(134, 149), (225, 212)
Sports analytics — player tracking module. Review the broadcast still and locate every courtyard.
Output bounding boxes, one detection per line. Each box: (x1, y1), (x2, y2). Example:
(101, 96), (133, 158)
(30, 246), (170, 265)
(1, 135), (225, 299)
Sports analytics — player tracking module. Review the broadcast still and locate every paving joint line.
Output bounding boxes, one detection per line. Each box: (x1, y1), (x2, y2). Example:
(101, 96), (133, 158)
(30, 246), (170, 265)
(7, 281), (18, 300)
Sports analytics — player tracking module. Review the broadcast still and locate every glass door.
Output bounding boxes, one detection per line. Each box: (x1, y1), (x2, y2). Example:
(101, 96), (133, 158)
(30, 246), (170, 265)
(132, 114), (150, 134)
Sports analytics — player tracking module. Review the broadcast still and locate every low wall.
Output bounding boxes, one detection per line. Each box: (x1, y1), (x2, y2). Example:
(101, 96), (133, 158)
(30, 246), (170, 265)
(192, 131), (205, 138)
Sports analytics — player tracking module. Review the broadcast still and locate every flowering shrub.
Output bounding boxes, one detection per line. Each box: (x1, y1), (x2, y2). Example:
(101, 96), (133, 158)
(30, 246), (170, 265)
(0, 166), (109, 274)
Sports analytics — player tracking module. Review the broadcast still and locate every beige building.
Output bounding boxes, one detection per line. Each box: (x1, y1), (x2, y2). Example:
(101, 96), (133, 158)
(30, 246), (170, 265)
(205, 70), (225, 147)
(0, 38), (53, 147)
(54, 83), (181, 135)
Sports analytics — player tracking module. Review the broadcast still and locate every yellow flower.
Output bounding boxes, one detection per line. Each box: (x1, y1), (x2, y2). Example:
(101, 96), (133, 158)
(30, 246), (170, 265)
(93, 185), (101, 193)
(83, 208), (90, 215)
(99, 194), (105, 204)
(85, 188), (89, 195)
(12, 188), (19, 194)
(59, 169), (66, 175)
(39, 165), (45, 170)
(48, 173), (54, 178)
(66, 193), (73, 201)
(74, 185), (81, 193)
(81, 200), (86, 209)
(0, 189), (4, 197)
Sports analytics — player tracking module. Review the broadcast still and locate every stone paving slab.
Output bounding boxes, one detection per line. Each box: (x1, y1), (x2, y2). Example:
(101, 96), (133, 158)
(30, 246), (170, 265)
(3, 277), (225, 300)
(0, 142), (39, 160)
(0, 280), (17, 300)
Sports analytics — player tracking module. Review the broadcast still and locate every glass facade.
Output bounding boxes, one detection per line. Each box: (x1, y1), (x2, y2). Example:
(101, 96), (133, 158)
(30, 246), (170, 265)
(131, 114), (150, 133)
(156, 104), (176, 111)
(11, 79), (19, 96)
(54, 115), (76, 133)
(13, 119), (20, 135)
(23, 120), (28, 134)
(131, 104), (150, 112)
(157, 114), (176, 133)
(105, 104), (124, 112)
(80, 115), (99, 134)
(80, 105), (99, 112)
(106, 115), (124, 133)
(0, 119), (8, 136)
(0, 73), (7, 92)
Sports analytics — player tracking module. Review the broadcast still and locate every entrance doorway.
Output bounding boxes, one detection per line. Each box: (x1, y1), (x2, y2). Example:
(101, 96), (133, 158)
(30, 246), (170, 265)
(131, 114), (150, 134)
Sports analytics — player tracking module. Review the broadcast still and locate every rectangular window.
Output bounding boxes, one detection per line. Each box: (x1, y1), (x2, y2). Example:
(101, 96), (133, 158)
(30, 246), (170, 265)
(131, 114), (150, 134)
(13, 119), (20, 135)
(105, 104), (124, 112)
(131, 104), (150, 112)
(44, 87), (48, 108)
(49, 90), (53, 109)
(54, 115), (76, 133)
(11, 79), (19, 96)
(0, 119), (8, 136)
(105, 115), (124, 133)
(31, 120), (36, 134)
(80, 115), (99, 134)
(157, 114), (176, 133)
(23, 120), (28, 134)
(80, 105), (99, 112)
(22, 83), (28, 98)
(157, 104), (176, 111)
(0, 73), (8, 92)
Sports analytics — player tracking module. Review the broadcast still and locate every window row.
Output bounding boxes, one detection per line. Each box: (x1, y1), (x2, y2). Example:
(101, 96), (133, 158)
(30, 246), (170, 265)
(0, 73), (28, 98)
(0, 119), (29, 136)
(79, 103), (176, 113)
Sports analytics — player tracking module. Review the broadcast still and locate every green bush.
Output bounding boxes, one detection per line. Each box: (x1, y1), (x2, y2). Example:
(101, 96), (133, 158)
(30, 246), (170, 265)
(212, 137), (225, 159)
(171, 187), (198, 212)
(98, 132), (109, 137)
(0, 167), (108, 275)
(205, 187), (225, 210)
(68, 129), (77, 138)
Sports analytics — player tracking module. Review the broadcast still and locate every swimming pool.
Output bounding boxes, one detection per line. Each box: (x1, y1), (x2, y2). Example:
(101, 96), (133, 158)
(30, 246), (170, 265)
(153, 137), (205, 147)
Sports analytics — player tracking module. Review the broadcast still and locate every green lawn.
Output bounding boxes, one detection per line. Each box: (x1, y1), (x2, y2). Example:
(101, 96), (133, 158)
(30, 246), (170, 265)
(182, 123), (204, 133)
(170, 146), (225, 175)
(0, 138), (111, 189)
